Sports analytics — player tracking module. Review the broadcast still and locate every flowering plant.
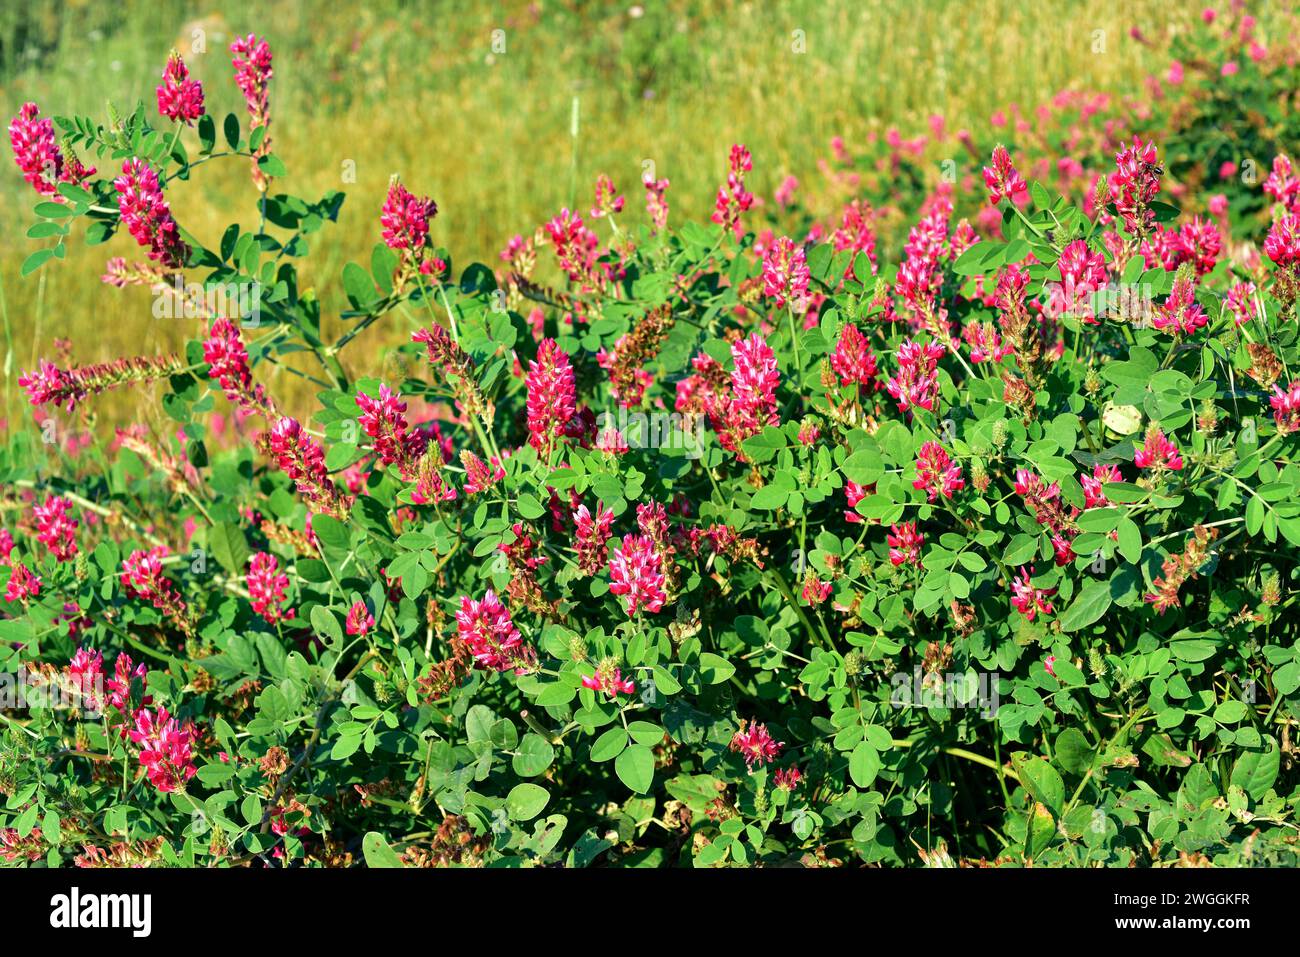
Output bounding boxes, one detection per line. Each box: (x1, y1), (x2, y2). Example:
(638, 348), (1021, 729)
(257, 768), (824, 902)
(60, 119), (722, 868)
(4, 12), (1300, 868)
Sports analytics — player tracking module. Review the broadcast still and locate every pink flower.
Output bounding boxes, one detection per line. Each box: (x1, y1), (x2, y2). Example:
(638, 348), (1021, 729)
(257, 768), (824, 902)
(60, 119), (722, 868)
(203, 318), (254, 393)
(114, 158), (188, 270)
(67, 648), (106, 712)
(581, 663), (636, 698)
(1264, 214), (1300, 267)
(798, 421), (821, 446)
(0, 528), (13, 565)
(761, 236), (811, 311)
(590, 174), (624, 218)
(1221, 61), (1238, 76)
(106, 653), (148, 713)
(730, 720), (783, 768)
(266, 417), (351, 517)
(773, 174), (798, 208)
(4, 563), (41, 604)
(1044, 655), (1057, 677)
(1081, 463), (1123, 509)
(801, 575), (832, 605)
(357, 385), (424, 470)
(346, 600), (376, 636)
(230, 34), (274, 188)
(831, 323), (879, 387)
(156, 52), (205, 123)
(545, 208), (605, 293)
(121, 546), (188, 622)
(34, 495), (78, 561)
(460, 450), (505, 496)
(526, 339), (577, 455)
(1153, 274), (1208, 336)
(1175, 218), (1221, 276)
(247, 552), (294, 625)
(887, 522), (924, 566)
(1112, 137), (1162, 234)
(455, 590), (534, 673)
(711, 143), (754, 239)
(1264, 155), (1299, 211)
(729, 333), (780, 437)
(128, 706), (197, 793)
(574, 503), (615, 575)
(9, 102), (93, 195)
(380, 177), (437, 254)
(1053, 239), (1108, 322)
(609, 534), (667, 616)
(886, 339), (945, 414)
(913, 442), (964, 502)
(1134, 426), (1183, 472)
(773, 766), (803, 791)
(1011, 567), (1056, 622)
(1221, 281), (1256, 326)
(1208, 193), (1229, 217)
(1270, 381), (1300, 434)
(983, 145), (1028, 206)
(963, 321), (1012, 363)
(643, 177), (670, 231)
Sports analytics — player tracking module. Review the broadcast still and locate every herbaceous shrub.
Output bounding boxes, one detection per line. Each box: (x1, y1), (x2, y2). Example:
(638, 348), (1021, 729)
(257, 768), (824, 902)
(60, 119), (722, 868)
(3, 13), (1300, 868)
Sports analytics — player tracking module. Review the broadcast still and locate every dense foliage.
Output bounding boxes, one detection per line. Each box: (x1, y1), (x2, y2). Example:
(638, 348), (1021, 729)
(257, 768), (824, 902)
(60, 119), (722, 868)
(3, 7), (1300, 867)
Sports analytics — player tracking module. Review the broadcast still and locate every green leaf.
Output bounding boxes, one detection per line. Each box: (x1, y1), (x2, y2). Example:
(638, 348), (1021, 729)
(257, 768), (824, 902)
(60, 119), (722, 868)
(590, 727), (628, 762)
(1230, 747), (1279, 800)
(1011, 752), (1065, 817)
(1058, 578), (1111, 632)
(506, 783), (550, 821)
(257, 154), (287, 178)
(361, 831), (405, 868)
(223, 112), (241, 150)
(615, 744), (655, 794)
(207, 522), (251, 577)
(848, 740), (880, 789)
(512, 734), (556, 777)
(698, 653), (735, 684)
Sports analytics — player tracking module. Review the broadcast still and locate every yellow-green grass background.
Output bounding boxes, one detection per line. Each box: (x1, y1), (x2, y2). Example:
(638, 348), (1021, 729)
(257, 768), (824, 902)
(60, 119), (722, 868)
(0, 0), (1234, 427)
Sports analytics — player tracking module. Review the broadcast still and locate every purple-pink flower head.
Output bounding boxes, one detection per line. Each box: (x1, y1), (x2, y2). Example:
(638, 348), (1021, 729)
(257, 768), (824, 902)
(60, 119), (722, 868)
(380, 177), (437, 254)
(157, 51), (205, 123)
(608, 534), (667, 616)
(526, 339), (577, 455)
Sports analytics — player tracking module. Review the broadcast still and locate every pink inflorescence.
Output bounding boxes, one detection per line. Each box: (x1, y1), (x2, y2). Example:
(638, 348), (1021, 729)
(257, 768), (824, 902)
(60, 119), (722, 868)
(247, 552), (295, 625)
(711, 143), (755, 239)
(830, 323), (879, 387)
(729, 720), (783, 768)
(983, 145), (1028, 206)
(573, 502), (615, 575)
(156, 52), (205, 123)
(128, 706), (197, 794)
(1133, 425), (1184, 472)
(761, 236), (811, 311)
(525, 339), (578, 455)
(34, 495), (78, 562)
(455, 590), (534, 673)
(1011, 567), (1057, 622)
(8, 101), (94, 195)
(114, 158), (189, 270)
(346, 600), (376, 636)
(886, 339), (945, 414)
(380, 177), (437, 257)
(609, 534), (667, 616)
(913, 442), (964, 502)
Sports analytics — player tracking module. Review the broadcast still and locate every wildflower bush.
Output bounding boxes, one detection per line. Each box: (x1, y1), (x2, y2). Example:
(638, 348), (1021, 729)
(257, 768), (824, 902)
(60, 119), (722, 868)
(4, 10), (1300, 868)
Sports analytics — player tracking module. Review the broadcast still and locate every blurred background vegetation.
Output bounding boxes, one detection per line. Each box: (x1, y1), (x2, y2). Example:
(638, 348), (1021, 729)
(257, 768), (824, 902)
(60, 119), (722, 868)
(0, 0), (1238, 421)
